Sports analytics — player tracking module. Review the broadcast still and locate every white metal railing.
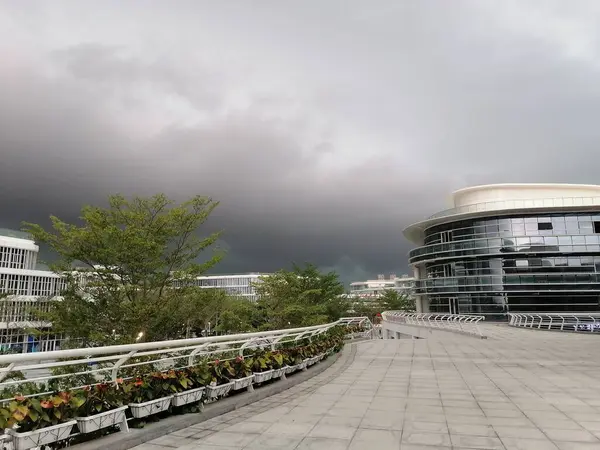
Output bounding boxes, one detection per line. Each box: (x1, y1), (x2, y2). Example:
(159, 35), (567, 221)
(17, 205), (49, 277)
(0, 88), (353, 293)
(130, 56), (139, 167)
(339, 316), (375, 340)
(0, 317), (373, 395)
(508, 312), (600, 332)
(381, 311), (485, 338)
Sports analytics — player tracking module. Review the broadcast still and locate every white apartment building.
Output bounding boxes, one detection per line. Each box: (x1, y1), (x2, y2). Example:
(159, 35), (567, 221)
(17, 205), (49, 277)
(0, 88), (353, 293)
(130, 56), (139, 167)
(349, 273), (415, 299)
(0, 229), (66, 353)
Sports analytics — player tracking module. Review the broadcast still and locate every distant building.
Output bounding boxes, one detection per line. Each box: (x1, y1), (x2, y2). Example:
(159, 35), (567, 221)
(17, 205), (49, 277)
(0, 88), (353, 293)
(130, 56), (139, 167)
(193, 273), (269, 302)
(349, 274), (415, 300)
(0, 229), (65, 353)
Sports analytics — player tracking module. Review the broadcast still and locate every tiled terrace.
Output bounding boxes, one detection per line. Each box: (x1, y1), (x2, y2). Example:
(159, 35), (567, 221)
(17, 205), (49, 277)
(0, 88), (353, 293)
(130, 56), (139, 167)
(133, 325), (600, 450)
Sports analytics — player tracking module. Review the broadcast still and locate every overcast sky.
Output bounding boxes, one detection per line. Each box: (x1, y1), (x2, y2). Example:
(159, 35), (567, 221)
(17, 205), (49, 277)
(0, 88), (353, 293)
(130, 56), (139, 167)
(2, 1), (600, 284)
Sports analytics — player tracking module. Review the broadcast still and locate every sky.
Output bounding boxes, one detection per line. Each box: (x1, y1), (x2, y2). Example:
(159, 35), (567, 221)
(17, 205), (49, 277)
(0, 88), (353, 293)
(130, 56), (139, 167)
(2, 1), (600, 285)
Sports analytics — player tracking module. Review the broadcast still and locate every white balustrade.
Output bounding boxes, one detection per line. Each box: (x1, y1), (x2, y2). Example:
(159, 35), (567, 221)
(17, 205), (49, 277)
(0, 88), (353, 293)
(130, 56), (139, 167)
(508, 312), (600, 332)
(0, 317), (374, 397)
(381, 311), (485, 338)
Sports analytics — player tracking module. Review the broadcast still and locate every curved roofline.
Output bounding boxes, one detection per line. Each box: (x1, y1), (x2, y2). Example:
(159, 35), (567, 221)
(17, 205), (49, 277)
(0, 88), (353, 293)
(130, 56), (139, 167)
(453, 183), (600, 195)
(403, 204), (600, 245)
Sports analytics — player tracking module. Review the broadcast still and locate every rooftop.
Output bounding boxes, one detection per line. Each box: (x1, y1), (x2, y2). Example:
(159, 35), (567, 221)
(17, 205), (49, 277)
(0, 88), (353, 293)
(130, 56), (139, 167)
(0, 228), (32, 240)
(139, 324), (600, 450)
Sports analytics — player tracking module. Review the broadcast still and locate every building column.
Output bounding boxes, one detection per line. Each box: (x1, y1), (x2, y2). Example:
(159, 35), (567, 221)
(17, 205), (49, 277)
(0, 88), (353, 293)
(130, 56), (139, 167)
(413, 265), (429, 313)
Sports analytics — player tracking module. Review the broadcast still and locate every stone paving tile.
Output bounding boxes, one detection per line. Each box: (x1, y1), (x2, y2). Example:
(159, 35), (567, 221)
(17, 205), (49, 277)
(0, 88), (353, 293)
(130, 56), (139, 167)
(141, 326), (600, 449)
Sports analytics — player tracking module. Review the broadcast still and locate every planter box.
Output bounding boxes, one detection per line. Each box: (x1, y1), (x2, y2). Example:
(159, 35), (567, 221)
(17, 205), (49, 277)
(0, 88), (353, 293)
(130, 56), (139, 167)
(7, 420), (77, 450)
(252, 369), (274, 383)
(272, 367), (286, 379)
(205, 381), (234, 399)
(305, 357), (315, 367)
(75, 405), (128, 434)
(172, 387), (205, 407)
(233, 375), (254, 391)
(285, 364), (298, 374)
(129, 396), (173, 419)
(298, 360), (308, 370)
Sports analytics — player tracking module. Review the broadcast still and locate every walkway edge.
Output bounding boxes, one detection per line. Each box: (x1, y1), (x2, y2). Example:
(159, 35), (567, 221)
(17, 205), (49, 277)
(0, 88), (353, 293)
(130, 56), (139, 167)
(72, 351), (344, 450)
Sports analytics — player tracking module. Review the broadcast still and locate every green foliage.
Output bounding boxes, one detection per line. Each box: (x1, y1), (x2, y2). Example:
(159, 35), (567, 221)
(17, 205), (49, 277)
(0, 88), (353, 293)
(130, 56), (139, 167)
(254, 263), (347, 329)
(349, 290), (415, 323)
(231, 355), (253, 378)
(0, 392), (85, 432)
(214, 298), (259, 334)
(185, 365), (212, 387)
(124, 370), (182, 404)
(208, 360), (235, 385)
(380, 289), (415, 312)
(78, 380), (126, 417)
(22, 193), (223, 345)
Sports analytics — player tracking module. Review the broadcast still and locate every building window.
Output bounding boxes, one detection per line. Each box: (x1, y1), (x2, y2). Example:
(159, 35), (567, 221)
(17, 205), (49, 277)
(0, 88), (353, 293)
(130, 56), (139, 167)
(594, 221), (600, 234)
(537, 222), (553, 231)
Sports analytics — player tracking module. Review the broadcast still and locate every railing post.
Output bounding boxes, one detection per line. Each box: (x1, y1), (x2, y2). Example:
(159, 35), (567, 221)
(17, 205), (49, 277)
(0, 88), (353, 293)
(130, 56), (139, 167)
(188, 343), (211, 364)
(0, 363), (15, 383)
(111, 350), (137, 381)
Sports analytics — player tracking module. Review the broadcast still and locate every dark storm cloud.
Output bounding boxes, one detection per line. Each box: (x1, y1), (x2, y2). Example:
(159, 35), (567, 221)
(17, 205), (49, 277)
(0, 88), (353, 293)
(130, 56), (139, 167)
(2, 0), (600, 284)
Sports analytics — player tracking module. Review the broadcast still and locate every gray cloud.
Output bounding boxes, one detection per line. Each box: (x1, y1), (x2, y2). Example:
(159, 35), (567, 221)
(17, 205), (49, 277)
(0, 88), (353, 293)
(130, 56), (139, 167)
(1, 1), (600, 284)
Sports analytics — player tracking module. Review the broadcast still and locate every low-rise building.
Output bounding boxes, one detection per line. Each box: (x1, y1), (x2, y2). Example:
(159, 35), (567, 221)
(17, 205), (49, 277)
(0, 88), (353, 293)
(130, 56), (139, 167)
(349, 273), (415, 300)
(193, 273), (268, 302)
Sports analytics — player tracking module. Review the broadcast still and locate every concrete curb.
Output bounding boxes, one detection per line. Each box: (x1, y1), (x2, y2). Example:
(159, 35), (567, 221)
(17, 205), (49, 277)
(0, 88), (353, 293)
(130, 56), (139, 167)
(72, 351), (342, 450)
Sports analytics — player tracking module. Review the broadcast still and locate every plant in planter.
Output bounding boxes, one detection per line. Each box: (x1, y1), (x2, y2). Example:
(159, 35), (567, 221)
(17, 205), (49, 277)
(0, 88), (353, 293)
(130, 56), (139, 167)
(282, 352), (298, 374)
(205, 359), (235, 399)
(270, 352), (286, 379)
(0, 391), (85, 450)
(124, 372), (175, 419)
(171, 369), (205, 408)
(231, 356), (254, 391)
(251, 350), (275, 383)
(285, 348), (304, 366)
(186, 364), (211, 388)
(74, 380), (129, 434)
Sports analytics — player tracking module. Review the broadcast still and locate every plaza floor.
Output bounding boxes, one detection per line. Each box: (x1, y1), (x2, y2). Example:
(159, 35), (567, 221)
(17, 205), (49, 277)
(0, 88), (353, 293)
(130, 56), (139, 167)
(132, 325), (600, 450)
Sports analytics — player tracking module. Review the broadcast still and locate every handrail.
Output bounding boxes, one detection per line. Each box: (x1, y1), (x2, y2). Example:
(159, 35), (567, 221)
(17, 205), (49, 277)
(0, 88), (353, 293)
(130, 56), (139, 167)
(508, 312), (600, 332)
(0, 317), (374, 391)
(381, 311), (485, 338)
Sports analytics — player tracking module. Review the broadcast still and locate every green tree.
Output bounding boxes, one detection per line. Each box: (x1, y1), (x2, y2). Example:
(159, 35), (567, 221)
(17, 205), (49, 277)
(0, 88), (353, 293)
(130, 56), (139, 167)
(254, 263), (347, 329)
(212, 296), (260, 334)
(380, 289), (415, 312)
(23, 193), (223, 346)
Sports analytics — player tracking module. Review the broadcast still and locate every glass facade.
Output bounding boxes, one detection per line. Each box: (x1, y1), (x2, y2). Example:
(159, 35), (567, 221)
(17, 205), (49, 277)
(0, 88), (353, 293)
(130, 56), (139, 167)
(409, 213), (600, 319)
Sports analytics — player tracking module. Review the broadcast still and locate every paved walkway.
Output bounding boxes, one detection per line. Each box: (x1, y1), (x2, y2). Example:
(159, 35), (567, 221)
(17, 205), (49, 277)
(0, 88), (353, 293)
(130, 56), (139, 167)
(133, 325), (600, 450)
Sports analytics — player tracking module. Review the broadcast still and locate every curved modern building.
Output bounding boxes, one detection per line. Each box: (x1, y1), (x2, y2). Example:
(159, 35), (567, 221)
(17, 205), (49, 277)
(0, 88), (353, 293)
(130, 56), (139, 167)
(404, 184), (600, 319)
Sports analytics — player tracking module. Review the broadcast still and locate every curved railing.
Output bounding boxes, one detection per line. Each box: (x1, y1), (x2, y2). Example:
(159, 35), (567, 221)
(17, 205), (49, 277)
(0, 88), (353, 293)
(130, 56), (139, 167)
(0, 317), (373, 448)
(381, 311), (486, 338)
(508, 312), (600, 332)
(0, 317), (373, 388)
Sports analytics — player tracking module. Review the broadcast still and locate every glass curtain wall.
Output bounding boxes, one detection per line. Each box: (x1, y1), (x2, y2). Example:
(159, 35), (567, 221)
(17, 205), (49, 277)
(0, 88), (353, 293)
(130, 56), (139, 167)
(409, 213), (600, 319)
